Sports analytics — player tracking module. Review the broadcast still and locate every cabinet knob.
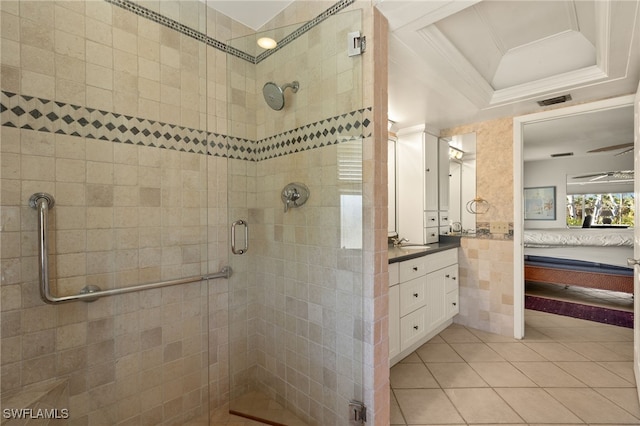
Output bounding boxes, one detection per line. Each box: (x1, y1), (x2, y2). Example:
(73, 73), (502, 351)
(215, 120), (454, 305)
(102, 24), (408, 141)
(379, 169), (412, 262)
(413, 293), (419, 298)
(412, 267), (418, 271)
(445, 274), (450, 278)
(413, 325), (419, 330)
(452, 302), (457, 306)
(452, 277), (457, 281)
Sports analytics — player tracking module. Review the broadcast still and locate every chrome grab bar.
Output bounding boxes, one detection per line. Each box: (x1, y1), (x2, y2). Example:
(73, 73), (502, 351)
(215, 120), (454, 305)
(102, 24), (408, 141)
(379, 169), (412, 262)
(30, 192), (232, 304)
(231, 219), (248, 255)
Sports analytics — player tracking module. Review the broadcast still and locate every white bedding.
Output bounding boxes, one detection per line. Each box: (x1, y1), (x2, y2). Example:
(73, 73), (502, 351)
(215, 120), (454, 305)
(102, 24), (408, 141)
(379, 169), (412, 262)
(524, 228), (633, 247)
(524, 246), (632, 269)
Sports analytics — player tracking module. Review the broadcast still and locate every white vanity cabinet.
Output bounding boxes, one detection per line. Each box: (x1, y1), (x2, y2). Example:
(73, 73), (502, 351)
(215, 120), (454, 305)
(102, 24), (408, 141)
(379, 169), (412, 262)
(397, 127), (450, 244)
(389, 248), (459, 366)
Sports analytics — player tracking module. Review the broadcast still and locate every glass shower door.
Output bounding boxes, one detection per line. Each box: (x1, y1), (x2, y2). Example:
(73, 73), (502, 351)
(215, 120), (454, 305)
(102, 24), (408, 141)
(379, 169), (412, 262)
(225, 8), (366, 425)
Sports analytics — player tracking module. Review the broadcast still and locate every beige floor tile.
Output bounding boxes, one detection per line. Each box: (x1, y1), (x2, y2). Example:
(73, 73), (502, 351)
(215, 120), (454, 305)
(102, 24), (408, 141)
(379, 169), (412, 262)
(524, 342), (589, 361)
(494, 388), (583, 424)
(444, 388), (523, 424)
(467, 327), (518, 343)
(599, 361), (636, 384)
(468, 362), (537, 387)
(391, 362), (440, 389)
(450, 342), (505, 362)
(399, 352), (423, 363)
(426, 362), (488, 388)
(511, 362), (586, 387)
(546, 387), (640, 424)
(575, 326), (633, 342)
(415, 342), (464, 363)
(390, 391), (406, 425)
(561, 342), (630, 361)
(595, 387), (640, 418)
(438, 327), (482, 343)
(522, 328), (555, 342)
(487, 342), (547, 361)
(603, 342), (635, 360)
(394, 389), (464, 424)
(555, 361), (635, 387)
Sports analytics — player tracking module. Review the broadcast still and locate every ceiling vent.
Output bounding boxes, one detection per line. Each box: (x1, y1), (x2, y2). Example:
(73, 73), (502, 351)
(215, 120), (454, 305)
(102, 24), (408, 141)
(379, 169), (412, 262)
(537, 94), (573, 106)
(550, 152), (574, 158)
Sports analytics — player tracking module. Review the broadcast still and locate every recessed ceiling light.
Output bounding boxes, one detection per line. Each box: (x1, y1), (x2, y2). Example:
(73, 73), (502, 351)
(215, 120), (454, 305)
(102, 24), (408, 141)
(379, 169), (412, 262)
(257, 37), (277, 50)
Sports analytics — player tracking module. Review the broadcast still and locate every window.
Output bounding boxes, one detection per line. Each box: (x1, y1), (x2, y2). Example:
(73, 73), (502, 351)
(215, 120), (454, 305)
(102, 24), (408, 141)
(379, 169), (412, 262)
(566, 193), (634, 227)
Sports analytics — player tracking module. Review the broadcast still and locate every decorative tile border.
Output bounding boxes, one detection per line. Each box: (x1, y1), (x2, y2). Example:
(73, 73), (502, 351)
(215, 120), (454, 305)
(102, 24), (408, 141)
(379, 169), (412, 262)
(255, 0), (356, 63)
(0, 91), (370, 161)
(256, 108), (372, 161)
(107, 0), (356, 65)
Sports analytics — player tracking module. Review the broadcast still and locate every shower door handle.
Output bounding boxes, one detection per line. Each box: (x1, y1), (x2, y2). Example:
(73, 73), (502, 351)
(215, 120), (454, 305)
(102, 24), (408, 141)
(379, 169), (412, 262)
(231, 220), (248, 255)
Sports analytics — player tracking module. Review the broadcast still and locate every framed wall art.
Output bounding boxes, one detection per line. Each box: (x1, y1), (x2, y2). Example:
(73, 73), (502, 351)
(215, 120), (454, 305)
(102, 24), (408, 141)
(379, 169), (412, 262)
(524, 186), (556, 220)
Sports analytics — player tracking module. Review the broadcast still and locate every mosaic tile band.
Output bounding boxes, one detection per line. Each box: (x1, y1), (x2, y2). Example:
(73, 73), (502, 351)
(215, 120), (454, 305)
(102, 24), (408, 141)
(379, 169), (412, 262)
(107, 0), (356, 64)
(0, 91), (371, 162)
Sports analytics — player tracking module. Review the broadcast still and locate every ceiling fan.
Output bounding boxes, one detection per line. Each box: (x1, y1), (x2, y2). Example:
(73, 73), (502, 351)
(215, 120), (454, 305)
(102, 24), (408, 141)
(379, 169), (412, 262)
(572, 170), (634, 181)
(587, 142), (634, 156)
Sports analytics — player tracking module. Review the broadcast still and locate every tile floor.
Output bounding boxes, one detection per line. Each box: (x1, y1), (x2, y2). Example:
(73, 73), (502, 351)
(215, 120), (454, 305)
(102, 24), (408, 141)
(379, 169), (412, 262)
(391, 309), (640, 425)
(202, 309), (640, 426)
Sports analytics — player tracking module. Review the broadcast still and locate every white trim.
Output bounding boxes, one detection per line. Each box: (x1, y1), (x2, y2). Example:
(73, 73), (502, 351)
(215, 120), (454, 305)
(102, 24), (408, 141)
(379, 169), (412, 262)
(418, 25), (494, 104)
(491, 65), (607, 105)
(512, 94), (635, 340)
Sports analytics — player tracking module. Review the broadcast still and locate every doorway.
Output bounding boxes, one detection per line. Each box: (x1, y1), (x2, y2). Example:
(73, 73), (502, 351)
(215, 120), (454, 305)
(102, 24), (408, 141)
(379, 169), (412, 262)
(513, 95), (636, 338)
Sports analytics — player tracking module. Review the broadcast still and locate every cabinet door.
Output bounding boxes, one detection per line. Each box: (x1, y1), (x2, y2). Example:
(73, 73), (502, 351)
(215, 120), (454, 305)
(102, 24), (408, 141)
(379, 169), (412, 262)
(389, 285), (400, 359)
(426, 270), (447, 330)
(438, 138), (450, 212)
(397, 131), (425, 243)
(446, 289), (459, 318)
(424, 133), (439, 211)
(443, 264), (458, 293)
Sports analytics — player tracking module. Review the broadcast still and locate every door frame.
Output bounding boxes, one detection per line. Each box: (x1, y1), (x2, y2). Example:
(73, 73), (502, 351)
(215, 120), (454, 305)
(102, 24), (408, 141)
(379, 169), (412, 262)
(512, 94), (636, 339)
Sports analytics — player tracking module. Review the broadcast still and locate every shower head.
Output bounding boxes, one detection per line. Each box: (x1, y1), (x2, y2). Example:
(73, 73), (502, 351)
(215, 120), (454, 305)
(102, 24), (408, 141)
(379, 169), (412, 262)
(263, 81), (299, 111)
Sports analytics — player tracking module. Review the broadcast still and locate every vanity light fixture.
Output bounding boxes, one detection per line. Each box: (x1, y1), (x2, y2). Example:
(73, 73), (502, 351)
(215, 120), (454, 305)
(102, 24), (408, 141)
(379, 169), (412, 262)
(257, 37), (277, 49)
(449, 146), (464, 160)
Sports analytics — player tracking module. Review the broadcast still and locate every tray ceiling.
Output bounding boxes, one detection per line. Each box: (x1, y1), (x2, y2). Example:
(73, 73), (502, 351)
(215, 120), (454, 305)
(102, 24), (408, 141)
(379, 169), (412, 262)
(379, 0), (640, 129)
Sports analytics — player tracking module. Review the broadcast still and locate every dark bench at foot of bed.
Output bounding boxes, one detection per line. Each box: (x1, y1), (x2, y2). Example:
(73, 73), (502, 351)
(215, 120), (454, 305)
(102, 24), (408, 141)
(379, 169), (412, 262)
(524, 264), (634, 294)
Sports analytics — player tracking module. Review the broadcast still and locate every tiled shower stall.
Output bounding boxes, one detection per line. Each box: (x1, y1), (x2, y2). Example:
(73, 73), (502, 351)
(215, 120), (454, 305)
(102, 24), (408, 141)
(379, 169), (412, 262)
(0, 0), (390, 425)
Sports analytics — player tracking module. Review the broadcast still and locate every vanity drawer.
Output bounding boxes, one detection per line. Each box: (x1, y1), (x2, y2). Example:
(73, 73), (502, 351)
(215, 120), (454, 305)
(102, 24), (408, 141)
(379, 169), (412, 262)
(439, 213), (449, 226)
(399, 276), (427, 316)
(400, 306), (428, 350)
(425, 248), (458, 272)
(424, 227), (439, 244)
(399, 257), (427, 282)
(424, 211), (438, 227)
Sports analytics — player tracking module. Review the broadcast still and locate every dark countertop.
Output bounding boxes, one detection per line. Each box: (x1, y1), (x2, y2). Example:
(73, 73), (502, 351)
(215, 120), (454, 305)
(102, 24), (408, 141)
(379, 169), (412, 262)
(388, 236), (461, 264)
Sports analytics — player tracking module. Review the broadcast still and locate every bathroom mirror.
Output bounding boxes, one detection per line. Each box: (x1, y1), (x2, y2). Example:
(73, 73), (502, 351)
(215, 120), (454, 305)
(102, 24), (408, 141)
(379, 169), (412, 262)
(388, 130), (476, 238)
(388, 136), (397, 236)
(445, 132), (477, 233)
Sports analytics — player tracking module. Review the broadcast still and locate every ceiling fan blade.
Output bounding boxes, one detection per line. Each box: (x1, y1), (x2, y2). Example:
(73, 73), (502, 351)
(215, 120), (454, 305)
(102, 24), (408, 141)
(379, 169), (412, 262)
(572, 173), (609, 179)
(614, 147), (634, 156)
(587, 142), (634, 153)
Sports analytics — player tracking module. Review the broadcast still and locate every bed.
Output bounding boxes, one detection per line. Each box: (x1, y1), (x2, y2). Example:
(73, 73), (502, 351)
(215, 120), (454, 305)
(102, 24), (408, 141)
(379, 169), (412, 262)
(524, 228), (634, 294)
